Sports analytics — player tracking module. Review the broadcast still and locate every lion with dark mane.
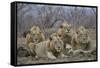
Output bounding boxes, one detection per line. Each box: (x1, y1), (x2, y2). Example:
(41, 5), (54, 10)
(25, 26), (45, 45)
(71, 26), (91, 51)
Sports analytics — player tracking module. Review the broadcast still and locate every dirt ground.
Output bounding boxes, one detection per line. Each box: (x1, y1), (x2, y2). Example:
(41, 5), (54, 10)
(17, 54), (96, 65)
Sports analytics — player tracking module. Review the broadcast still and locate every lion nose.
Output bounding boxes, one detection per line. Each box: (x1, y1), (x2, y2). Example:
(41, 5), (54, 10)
(68, 29), (70, 31)
(35, 38), (37, 40)
(58, 47), (60, 49)
(83, 38), (86, 40)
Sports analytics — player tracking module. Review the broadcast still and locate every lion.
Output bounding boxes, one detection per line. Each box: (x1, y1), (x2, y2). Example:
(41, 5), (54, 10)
(25, 26), (45, 57)
(29, 34), (67, 60)
(25, 26), (45, 45)
(57, 22), (73, 49)
(71, 26), (91, 51)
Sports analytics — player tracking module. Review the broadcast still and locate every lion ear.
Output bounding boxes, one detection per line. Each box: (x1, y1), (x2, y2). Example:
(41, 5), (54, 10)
(76, 30), (79, 34)
(39, 31), (41, 34)
(58, 34), (61, 37)
(60, 25), (63, 28)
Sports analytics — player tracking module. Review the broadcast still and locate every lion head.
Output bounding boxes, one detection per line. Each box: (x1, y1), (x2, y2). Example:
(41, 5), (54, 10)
(73, 26), (91, 50)
(77, 26), (89, 44)
(29, 26), (45, 43)
(60, 22), (72, 34)
(48, 34), (64, 53)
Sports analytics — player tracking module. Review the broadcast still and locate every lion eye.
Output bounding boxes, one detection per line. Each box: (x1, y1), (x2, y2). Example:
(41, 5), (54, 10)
(59, 35), (61, 37)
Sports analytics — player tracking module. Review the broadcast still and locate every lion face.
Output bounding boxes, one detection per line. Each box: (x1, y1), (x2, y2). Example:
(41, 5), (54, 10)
(61, 23), (71, 33)
(49, 35), (64, 53)
(78, 32), (88, 43)
(30, 26), (44, 43)
(77, 27), (89, 44)
(54, 39), (63, 52)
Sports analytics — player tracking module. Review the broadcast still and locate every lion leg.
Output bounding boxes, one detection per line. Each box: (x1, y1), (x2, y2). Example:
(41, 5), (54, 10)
(47, 52), (56, 60)
(73, 49), (83, 56)
(59, 52), (69, 58)
(67, 49), (74, 56)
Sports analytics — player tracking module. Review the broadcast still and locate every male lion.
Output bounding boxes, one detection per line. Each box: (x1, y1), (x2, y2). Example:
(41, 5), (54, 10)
(71, 26), (91, 51)
(29, 34), (67, 60)
(25, 26), (45, 45)
(57, 22), (73, 49)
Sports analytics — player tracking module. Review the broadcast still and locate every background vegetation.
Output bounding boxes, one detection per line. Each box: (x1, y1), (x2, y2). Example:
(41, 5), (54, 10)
(17, 3), (96, 38)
